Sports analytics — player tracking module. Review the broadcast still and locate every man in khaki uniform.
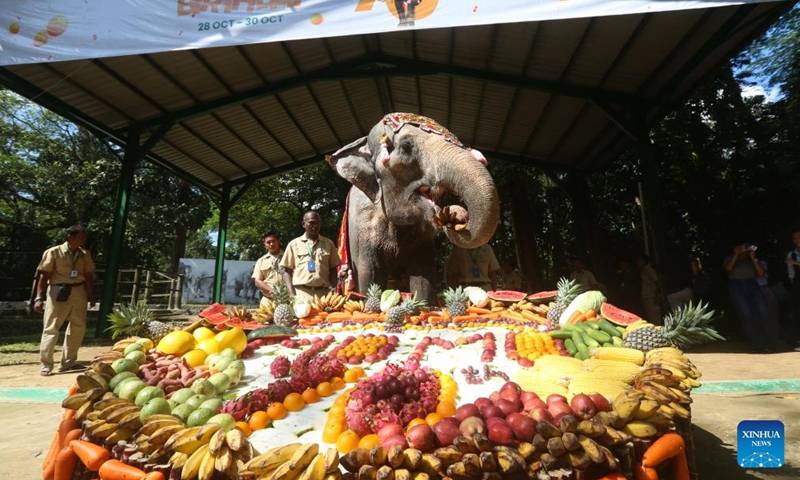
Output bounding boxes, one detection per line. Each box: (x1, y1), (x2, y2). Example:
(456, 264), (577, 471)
(446, 243), (501, 291)
(252, 231), (284, 307)
(281, 211), (341, 299)
(33, 225), (96, 376)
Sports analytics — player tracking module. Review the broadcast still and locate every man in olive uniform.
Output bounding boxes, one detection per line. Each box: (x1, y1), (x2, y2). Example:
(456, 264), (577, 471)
(281, 211), (341, 299)
(33, 225), (96, 376)
(446, 243), (501, 291)
(252, 231), (284, 308)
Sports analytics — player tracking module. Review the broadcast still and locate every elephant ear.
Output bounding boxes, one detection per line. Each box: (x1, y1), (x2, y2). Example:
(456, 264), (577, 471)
(326, 136), (380, 203)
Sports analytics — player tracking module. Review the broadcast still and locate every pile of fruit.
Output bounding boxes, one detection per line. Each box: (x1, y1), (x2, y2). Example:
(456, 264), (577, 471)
(45, 277), (722, 480)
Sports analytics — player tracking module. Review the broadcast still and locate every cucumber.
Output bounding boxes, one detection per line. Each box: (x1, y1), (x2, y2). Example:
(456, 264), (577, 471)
(597, 318), (622, 337)
(576, 343), (590, 359)
(583, 320), (601, 330)
(602, 342), (614, 348)
(562, 323), (581, 331)
(580, 332), (601, 349)
(548, 329), (573, 340)
(564, 338), (577, 356)
(612, 336), (624, 347)
(615, 326), (626, 334)
(571, 331), (586, 348)
(586, 328), (612, 344)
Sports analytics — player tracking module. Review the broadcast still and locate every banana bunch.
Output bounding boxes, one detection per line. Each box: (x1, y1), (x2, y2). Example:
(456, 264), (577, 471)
(531, 303), (550, 315)
(79, 397), (145, 444)
(507, 300), (535, 313)
(609, 389), (666, 437)
(252, 300), (275, 323)
(225, 306), (252, 321)
(92, 349), (125, 363)
(171, 426), (256, 480)
(242, 443), (335, 480)
(534, 413), (629, 472)
(343, 299), (366, 314)
(313, 292), (347, 312)
(133, 414), (186, 456)
(60, 362), (117, 421)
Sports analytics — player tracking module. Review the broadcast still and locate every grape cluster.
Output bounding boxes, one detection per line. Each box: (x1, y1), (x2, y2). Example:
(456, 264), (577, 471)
(483, 364), (509, 382)
(460, 365), (484, 385)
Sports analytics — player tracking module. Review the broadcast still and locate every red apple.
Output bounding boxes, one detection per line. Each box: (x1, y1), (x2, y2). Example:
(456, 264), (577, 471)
(547, 401), (573, 419)
(500, 382), (522, 394)
(528, 407), (554, 424)
(523, 398), (547, 413)
(569, 394), (597, 420)
(546, 394), (568, 406)
(499, 388), (521, 405)
(495, 398), (520, 417)
(474, 397), (493, 409)
(588, 393), (611, 412)
(480, 404), (505, 420)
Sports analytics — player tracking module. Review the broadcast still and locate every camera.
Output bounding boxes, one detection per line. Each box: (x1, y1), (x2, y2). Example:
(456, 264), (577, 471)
(748, 245), (758, 252)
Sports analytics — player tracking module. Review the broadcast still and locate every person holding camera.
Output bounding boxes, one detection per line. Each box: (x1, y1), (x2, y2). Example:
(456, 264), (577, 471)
(723, 243), (779, 353)
(34, 225), (96, 376)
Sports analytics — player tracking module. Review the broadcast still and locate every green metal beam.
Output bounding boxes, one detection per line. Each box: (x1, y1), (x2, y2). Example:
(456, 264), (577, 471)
(96, 129), (141, 337)
(213, 184), (232, 302)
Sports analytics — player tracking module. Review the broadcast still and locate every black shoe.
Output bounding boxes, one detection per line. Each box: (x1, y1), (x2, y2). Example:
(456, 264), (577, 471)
(58, 362), (89, 373)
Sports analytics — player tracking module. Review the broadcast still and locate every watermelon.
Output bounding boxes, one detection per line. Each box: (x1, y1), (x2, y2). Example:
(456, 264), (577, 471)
(203, 312), (229, 325)
(487, 290), (527, 302)
(600, 302), (642, 325)
(200, 303), (226, 317)
(527, 290), (557, 302)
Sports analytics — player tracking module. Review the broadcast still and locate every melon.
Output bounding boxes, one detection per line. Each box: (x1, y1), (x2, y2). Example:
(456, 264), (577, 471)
(600, 302), (642, 325)
(200, 303), (226, 317)
(487, 290), (527, 302)
(527, 290), (557, 302)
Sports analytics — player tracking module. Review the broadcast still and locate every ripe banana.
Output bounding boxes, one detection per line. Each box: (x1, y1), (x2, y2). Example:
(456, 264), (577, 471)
(208, 428), (227, 455)
(166, 425), (203, 451)
(611, 389), (644, 422)
(224, 428), (246, 452)
(323, 447), (339, 473)
(213, 445), (234, 473)
(149, 424), (187, 446)
(61, 392), (91, 410)
(622, 421), (659, 438)
(106, 405), (141, 424)
(181, 443), (210, 480)
(170, 451), (189, 470)
(633, 397), (661, 419)
(645, 346), (685, 360)
(669, 401), (692, 419)
(268, 443), (320, 480)
(245, 443), (303, 475)
(298, 453), (326, 480)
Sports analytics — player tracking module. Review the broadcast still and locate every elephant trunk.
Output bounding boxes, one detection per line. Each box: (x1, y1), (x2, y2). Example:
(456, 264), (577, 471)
(429, 141), (500, 249)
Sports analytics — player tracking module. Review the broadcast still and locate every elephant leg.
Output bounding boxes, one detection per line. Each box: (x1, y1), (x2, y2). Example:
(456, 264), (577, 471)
(406, 243), (437, 305)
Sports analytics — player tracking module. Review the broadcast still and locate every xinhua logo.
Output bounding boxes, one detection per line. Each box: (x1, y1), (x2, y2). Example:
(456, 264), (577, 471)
(737, 420), (784, 468)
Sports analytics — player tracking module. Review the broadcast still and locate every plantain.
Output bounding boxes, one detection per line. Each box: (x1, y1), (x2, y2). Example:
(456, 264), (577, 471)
(144, 413), (183, 425)
(596, 425), (632, 448)
(669, 401), (692, 419)
(92, 361), (117, 378)
(214, 445), (234, 473)
(452, 436), (478, 455)
(633, 397), (662, 420)
(195, 422), (222, 442)
(149, 424), (187, 447)
(106, 404), (141, 424)
(117, 411), (144, 431)
(432, 446), (462, 466)
(74, 400), (95, 422)
(106, 427), (137, 443)
(516, 442), (536, 461)
(492, 446), (526, 475)
(642, 411), (676, 430)
(546, 437), (567, 457)
(560, 432), (581, 452)
(341, 448), (371, 473)
(576, 418), (606, 438)
(357, 465), (377, 480)
(418, 454), (445, 477)
(539, 453), (561, 470)
(93, 397), (131, 412)
(268, 443), (319, 480)
(535, 420), (563, 439)
(208, 428), (227, 455)
(577, 435), (605, 464)
(567, 449), (592, 469)
(225, 427), (247, 452)
(298, 453), (327, 480)
(369, 446), (388, 468)
(393, 469), (411, 480)
(611, 389), (644, 422)
(91, 422), (120, 440)
(622, 421), (659, 438)
(669, 387), (693, 404)
(166, 426), (203, 452)
(386, 445), (403, 469)
(325, 447), (341, 473)
(137, 418), (184, 438)
(640, 381), (682, 403)
(76, 373), (104, 392)
(169, 451), (189, 470)
(401, 449), (423, 471)
(61, 392), (90, 410)
(198, 447), (216, 480)
(479, 451), (497, 472)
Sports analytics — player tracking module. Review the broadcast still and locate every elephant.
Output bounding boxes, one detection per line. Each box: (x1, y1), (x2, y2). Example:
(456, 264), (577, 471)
(326, 112), (500, 304)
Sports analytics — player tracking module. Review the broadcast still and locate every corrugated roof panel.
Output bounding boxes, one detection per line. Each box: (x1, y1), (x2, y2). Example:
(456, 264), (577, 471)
(217, 103), (292, 164)
(146, 50), (228, 102)
(413, 29), (454, 64)
(488, 22), (538, 76)
(150, 142), (223, 184)
(418, 77), (450, 125)
(326, 35), (368, 63)
(285, 38), (335, 72)
(181, 115), (263, 173)
(526, 96), (587, 159)
(100, 55), (196, 114)
(607, 8), (706, 95)
(162, 126), (241, 181)
(308, 82), (366, 142)
(342, 78), (386, 128)
(278, 87), (340, 154)
(548, 104), (610, 162)
(376, 30), (415, 58)
(497, 90), (551, 155)
(452, 25), (496, 70)
(447, 79), (484, 144)
(525, 17), (591, 82)
(246, 96), (315, 158)
(472, 84), (517, 148)
(386, 77), (419, 114)
(195, 46), (264, 92)
(561, 16), (642, 89)
(239, 42), (298, 82)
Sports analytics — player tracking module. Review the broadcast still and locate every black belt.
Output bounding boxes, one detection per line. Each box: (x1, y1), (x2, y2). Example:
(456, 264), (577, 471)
(54, 282), (84, 287)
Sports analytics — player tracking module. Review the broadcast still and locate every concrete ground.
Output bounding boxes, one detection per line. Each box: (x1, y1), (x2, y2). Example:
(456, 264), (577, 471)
(1, 341), (798, 480)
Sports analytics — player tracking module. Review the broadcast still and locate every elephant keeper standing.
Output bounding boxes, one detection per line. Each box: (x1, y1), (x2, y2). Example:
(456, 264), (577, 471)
(252, 231), (284, 308)
(281, 211), (341, 299)
(446, 243), (501, 291)
(33, 225), (96, 376)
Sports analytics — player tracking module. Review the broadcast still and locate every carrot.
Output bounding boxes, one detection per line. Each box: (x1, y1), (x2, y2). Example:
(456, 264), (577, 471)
(298, 317), (322, 326)
(634, 463), (659, 480)
(97, 459), (146, 480)
(585, 309), (597, 319)
(467, 306), (492, 315)
(452, 314), (480, 323)
(57, 416), (78, 452)
(642, 432), (686, 467)
(42, 431), (60, 479)
(63, 429), (81, 447)
(490, 306), (505, 312)
(484, 312), (502, 320)
(504, 310), (527, 322)
(326, 312), (351, 323)
(53, 446), (78, 480)
(566, 310), (585, 324)
(70, 440), (111, 471)
(62, 407), (76, 421)
(671, 447), (690, 480)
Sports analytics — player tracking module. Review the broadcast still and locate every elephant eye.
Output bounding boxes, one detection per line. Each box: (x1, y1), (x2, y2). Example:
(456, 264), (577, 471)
(397, 139), (414, 157)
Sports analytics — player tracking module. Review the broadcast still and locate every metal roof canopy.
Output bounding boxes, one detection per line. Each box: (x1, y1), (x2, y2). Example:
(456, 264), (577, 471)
(0, 2), (793, 332)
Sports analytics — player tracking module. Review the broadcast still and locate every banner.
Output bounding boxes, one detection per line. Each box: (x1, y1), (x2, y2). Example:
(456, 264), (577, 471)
(0, 0), (768, 66)
(178, 258), (257, 305)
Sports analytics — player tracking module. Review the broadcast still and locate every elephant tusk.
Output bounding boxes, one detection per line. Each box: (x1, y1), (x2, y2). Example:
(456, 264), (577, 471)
(379, 144), (391, 165)
(471, 149), (487, 166)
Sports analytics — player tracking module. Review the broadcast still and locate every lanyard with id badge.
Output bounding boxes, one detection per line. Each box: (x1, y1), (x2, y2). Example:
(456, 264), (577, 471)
(469, 247), (482, 278)
(305, 241), (317, 273)
(64, 246), (82, 280)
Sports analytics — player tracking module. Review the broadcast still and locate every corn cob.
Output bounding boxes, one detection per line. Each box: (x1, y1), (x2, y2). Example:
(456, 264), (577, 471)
(590, 347), (645, 366)
(533, 355), (585, 377)
(567, 372), (630, 399)
(512, 370), (569, 398)
(582, 359), (642, 384)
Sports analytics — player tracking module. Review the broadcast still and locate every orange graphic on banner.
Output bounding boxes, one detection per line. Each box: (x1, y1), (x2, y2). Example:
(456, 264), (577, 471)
(356, 0), (439, 20)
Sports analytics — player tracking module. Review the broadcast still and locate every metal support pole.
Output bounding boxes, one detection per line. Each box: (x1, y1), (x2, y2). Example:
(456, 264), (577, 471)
(96, 129), (141, 337)
(213, 184), (232, 302)
(637, 140), (667, 268)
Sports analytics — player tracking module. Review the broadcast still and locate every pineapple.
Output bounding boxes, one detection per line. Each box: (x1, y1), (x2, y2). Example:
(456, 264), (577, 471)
(364, 283), (383, 313)
(442, 286), (469, 317)
(547, 277), (582, 326)
(386, 294), (428, 328)
(623, 301), (723, 353)
(106, 301), (173, 342)
(272, 281), (296, 328)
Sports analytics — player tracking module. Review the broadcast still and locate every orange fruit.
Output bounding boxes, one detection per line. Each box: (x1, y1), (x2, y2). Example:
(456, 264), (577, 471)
(351, 366), (366, 378)
(331, 377), (346, 390)
(327, 404), (346, 419)
(336, 430), (361, 454)
(322, 419), (344, 443)
(316, 382), (335, 397)
(358, 434), (381, 449)
(248, 410), (271, 431)
(405, 418), (427, 432)
(436, 400), (456, 417)
(425, 412), (442, 426)
(333, 394), (350, 407)
(343, 370), (359, 383)
(267, 402), (288, 420)
(283, 392), (306, 412)
(235, 421), (252, 437)
(302, 388), (321, 404)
